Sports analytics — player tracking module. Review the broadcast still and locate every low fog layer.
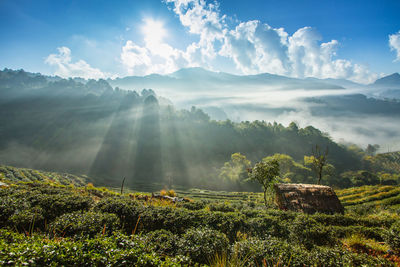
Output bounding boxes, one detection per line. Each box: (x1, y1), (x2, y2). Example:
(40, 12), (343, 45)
(109, 68), (400, 151)
(1, 68), (400, 189)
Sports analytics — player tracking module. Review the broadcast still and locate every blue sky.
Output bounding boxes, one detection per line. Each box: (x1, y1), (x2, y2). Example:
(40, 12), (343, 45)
(0, 0), (399, 83)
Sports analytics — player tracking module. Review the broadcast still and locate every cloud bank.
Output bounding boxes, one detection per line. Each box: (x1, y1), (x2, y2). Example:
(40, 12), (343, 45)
(45, 47), (106, 79)
(119, 0), (376, 83)
(46, 0), (379, 83)
(389, 31), (400, 61)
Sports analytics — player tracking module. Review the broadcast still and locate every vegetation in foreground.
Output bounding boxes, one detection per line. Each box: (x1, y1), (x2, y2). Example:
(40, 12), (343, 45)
(1, 177), (400, 266)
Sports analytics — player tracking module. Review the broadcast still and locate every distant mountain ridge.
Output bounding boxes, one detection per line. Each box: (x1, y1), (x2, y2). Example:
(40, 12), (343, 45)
(373, 73), (400, 87)
(109, 67), (346, 91)
(370, 73), (400, 99)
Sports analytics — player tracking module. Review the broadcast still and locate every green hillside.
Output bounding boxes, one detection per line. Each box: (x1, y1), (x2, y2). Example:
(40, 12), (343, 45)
(0, 69), (365, 190)
(337, 185), (400, 210)
(365, 151), (400, 173)
(0, 165), (88, 186)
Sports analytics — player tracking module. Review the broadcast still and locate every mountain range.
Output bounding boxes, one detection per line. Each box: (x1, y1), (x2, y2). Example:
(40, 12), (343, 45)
(1, 67), (400, 150)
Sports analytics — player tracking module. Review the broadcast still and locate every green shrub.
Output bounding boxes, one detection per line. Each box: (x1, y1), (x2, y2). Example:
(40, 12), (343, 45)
(50, 211), (120, 237)
(247, 216), (290, 239)
(31, 192), (93, 220)
(138, 206), (198, 234)
(95, 197), (141, 232)
(384, 220), (400, 251)
(178, 227), (229, 264)
(7, 183), (93, 222)
(0, 229), (184, 266)
(176, 200), (206, 210)
(143, 229), (180, 256)
(308, 245), (391, 266)
(0, 195), (20, 226)
(232, 237), (390, 267)
(202, 211), (247, 241)
(289, 215), (336, 249)
(331, 225), (385, 241)
(231, 237), (311, 266)
(9, 207), (44, 231)
(208, 202), (235, 212)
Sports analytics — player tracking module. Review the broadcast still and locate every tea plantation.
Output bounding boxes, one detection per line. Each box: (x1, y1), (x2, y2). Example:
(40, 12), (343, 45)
(1, 168), (400, 266)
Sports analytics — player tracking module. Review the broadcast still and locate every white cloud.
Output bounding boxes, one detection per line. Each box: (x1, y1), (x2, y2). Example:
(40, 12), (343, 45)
(45, 47), (106, 79)
(46, 0), (378, 83)
(120, 0), (226, 75)
(220, 20), (289, 75)
(389, 31), (400, 61)
(287, 27), (377, 83)
(160, 0), (376, 83)
(120, 36), (189, 76)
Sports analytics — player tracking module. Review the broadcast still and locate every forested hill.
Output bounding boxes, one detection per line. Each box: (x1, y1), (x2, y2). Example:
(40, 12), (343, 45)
(0, 69), (362, 190)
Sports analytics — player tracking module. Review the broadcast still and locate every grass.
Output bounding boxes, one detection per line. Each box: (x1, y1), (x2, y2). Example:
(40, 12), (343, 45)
(342, 234), (390, 254)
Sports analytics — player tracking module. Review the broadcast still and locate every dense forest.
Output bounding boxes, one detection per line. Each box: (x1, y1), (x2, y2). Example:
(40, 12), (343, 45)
(0, 69), (399, 190)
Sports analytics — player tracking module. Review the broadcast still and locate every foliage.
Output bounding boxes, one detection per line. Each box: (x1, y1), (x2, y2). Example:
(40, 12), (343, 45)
(363, 151), (400, 174)
(50, 211), (120, 237)
(262, 153), (311, 183)
(142, 229), (180, 256)
(248, 159), (280, 207)
(341, 170), (380, 187)
(95, 197), (141, 232)
(304, 145), (330, 184)
(384, 220), (400, 252)
(343, 234), (390, 254)
(0, 69), (365, 190)
(231, 236), (388, 267)
(219, 153), (252, 188)
(0, 166), (88, 186)
(0, 181), (398, 266)
(207, 202), (236, 212)
(288, 215), (336, 250)
(178, 227), (229, 264)
(0, 182), (93, 230)
(0, 229), (184, 266)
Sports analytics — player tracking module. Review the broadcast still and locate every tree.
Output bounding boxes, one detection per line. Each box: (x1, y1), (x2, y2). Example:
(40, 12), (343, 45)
(262, 153), (311, 183)
(248, 159), (280, 207)
(366, 144), (380, 156)
(219, 153), (251, 183)
(304, 145), (329, 185)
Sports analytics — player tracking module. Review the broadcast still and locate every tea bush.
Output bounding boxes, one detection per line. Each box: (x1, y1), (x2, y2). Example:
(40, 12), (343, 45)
(384, 220), (400, 251)
(0, 229), (184, 266)
(246, 216), (290, 239)
(142, 229), (180, 256)
(50, 211), (120, 237)
(0, 181), (398, 266)
(176, 200), (207, 210)
(178, 227), (229, 264)
(9, 207), (44, 231)
(95, 197), (141, 232)
(231, 237), (390, 267)
(289, 215), (336, 249)
(0, 184), (93, 229)
(207, 202), (235, 212)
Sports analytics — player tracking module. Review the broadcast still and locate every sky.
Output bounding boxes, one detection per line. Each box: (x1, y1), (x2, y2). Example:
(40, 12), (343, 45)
(0, 0), (399, 83)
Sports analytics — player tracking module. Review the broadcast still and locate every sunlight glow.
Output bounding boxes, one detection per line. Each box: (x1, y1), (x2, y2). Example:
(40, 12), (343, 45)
(142, 18), (167, 44)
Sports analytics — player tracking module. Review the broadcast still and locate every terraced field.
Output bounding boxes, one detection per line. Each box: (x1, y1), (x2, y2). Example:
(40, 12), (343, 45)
(1, 164), (399, 211)
(0, 165), (88, 186)
(337, 185), (400, 210)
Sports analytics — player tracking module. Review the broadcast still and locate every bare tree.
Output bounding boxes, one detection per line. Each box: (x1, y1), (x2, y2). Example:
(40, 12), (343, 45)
(304, 145), (329, 185)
